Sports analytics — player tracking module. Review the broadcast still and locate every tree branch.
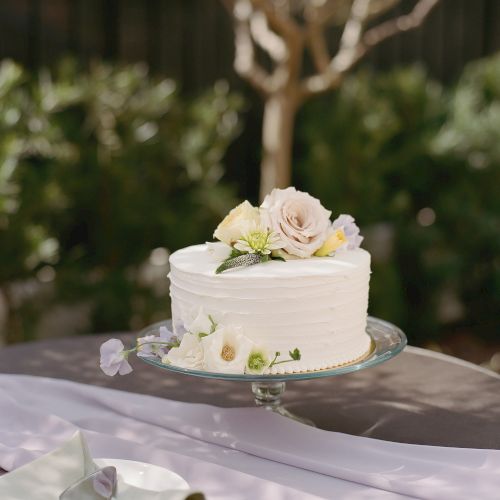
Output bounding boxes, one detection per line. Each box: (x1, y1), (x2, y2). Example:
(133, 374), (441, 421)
(363, 0), (439, 48)
(223, 0), (275, 96)
(300, 0), (440, 99)
(332, 0), (376, 73)
(233, 11), (274, 96)
(249, 0), (303, 42)
(304, 4), (331, 74)
(249, 10), (287, 62)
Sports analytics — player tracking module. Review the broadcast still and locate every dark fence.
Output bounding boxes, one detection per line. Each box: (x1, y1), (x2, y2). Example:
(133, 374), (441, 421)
(0, 0), (499, 199)
(1, 0), (499, 89)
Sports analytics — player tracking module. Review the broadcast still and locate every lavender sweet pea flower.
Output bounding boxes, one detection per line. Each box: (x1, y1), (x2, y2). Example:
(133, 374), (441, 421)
(332, 214), (363, 250)
(137, 326), (180, 359)
(136, 334), (163, 359)
(99, 339), (133, 376)
(160, 325), (181, 342)
(93, 467), (117, 498)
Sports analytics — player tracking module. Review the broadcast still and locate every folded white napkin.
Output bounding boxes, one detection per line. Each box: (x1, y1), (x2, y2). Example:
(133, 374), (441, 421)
(0, 430), (199, 500)
(0, 431), (97, 500)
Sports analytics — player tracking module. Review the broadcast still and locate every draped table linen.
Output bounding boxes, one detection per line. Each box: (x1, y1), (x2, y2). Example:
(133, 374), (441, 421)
(1, 374), (500, 499)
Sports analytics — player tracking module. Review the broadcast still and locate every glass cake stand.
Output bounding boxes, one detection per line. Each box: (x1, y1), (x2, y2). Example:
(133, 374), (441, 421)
(139, 316), (407, 426)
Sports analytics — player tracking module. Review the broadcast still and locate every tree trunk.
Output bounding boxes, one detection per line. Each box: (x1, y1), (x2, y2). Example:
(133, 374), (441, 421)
(259, 89), (298, 202)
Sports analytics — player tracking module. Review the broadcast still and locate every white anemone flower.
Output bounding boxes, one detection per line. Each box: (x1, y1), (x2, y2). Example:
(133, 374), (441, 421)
(185, 307), (216, 337)
(201, 325), (254, 374)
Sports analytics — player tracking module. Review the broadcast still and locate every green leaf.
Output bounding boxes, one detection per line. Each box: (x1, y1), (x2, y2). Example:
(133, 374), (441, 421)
(271, 255), (286, 262)
(228, 248), (245, 259)
(289, 348), (301, 361)
(215, 253), (263, 274)
(208, 314), (217, 333)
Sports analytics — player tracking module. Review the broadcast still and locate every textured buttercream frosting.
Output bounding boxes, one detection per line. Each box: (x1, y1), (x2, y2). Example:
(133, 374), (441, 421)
(169, 244), (372, 374)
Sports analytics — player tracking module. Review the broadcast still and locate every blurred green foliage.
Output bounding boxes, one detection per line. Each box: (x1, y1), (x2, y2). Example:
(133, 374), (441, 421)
(297, 55), (500, 344)
(0, 60), (242, 341)
(1, 54), (499, 346)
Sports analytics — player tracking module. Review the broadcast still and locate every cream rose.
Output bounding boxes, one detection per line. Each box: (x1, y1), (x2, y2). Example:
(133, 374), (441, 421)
(213, 201), (261, 245)
(261, 187), (331, 258)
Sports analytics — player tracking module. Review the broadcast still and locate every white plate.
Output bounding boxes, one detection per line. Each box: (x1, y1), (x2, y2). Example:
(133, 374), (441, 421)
(95, 458), (189, 492)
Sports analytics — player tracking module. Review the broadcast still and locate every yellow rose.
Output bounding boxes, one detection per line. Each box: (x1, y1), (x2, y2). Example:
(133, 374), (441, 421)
(314, 229), (347, 257)
(213, 201), (261, 245)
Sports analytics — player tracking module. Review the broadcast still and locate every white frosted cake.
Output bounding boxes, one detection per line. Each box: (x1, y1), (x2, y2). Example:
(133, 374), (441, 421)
(97, 187), (373, 378)
(161, 187), (372, 375)
(169, 244), (371, 374)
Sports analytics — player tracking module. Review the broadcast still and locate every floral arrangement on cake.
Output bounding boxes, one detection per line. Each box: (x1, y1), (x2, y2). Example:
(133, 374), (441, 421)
(100, 308), (301, 376)
(210, 187), (363, 273)
(99, 187), (364, 376)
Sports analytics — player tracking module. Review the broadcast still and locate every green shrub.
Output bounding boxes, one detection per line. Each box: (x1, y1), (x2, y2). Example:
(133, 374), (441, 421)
(297, 59), (500, 343)
(0, 60), (243, 342)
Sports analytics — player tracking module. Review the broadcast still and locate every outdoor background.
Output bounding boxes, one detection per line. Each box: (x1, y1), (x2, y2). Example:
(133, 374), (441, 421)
(0, 1), (498, 368)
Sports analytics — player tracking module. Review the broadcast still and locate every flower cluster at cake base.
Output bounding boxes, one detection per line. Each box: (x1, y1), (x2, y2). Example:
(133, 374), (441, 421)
(210, 187), (363, 273)
(99, 308), (301, 376)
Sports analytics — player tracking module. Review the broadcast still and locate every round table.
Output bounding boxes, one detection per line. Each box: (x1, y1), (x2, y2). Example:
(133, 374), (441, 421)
(1, 333), (500, 449)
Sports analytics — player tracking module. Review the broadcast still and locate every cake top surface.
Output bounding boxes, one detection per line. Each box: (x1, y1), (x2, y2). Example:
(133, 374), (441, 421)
(170, 244), (370, 279)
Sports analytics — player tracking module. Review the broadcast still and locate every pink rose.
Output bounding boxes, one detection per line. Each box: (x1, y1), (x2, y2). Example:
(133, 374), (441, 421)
(261, 187), (331, 258)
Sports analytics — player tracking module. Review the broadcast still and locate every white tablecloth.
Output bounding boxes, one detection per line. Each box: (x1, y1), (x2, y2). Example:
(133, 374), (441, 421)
(1, 374), (500, 499)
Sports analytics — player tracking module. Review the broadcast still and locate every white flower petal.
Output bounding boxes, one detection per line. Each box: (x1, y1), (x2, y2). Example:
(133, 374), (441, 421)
(206, 241), (233, 262)
(332, 214), (363, 250)
(201, 325), (255, 374)
(213, 201), (261, 245)
(118, 358), (133, 375)
(186, 307), (213, 336)
(165, 333), (203, 369)
(99, 339), (133, 377)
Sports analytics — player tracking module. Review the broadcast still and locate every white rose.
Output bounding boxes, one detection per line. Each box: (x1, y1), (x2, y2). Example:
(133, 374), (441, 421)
(213, 201), (261, 245)
(201, 325), (254, 374)
(261, 187), (331, 258)
(163, 333), (203, 369)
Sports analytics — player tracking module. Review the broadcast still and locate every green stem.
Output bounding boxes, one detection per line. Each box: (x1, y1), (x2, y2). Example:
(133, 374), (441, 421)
(268, 348), (301, 368)
(268, 351), (280, 367)
(270, 357), (296, 367)
(131, 340), (180, 353)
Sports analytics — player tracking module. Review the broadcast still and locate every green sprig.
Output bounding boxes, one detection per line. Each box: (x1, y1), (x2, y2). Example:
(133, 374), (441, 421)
(268, 348), (301, 368)
(208, 314), (217, 333)
(133, 339), (180, 353)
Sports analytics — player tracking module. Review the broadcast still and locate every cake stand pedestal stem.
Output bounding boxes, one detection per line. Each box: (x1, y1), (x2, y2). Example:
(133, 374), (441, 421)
(251, 382), (315, 426)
